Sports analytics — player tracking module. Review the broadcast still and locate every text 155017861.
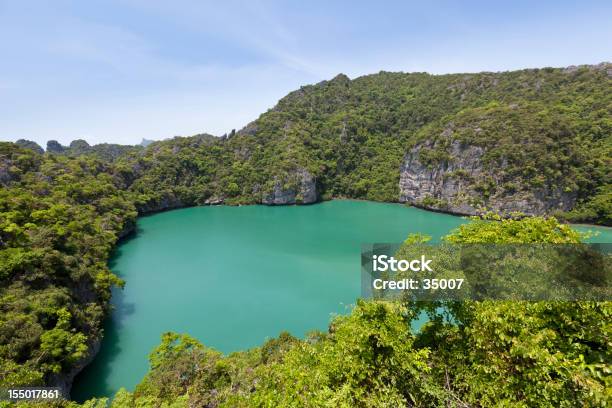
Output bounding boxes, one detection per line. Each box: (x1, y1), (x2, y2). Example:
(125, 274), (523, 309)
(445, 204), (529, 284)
(1, 388), (62, 401)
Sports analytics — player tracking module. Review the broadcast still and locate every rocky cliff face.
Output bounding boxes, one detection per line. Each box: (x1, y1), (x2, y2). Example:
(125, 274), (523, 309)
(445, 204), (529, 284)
(133, 169), (317, 214)
(0, 155), (24, 186)
(49, 336), (101, 399)
(399, 140), (576, 216)
(262, 169), (318, 205)
(46, 140), (66, 153)
(0, 160), (13, 186)
(137, 194), (185, 214)
(15, 139), (44, 154)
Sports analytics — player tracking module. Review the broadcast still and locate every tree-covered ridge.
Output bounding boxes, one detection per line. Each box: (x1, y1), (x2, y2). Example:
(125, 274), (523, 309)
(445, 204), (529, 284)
(13, 64), (610, 219)
(252, 64), (610, 203)
(109, 63), (609, 221)
(44, 139), (143, 163)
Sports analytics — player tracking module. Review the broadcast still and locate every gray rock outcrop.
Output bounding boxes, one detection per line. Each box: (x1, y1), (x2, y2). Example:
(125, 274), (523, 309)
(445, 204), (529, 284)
(49, 337), (101, 399)
(69, 139), (91, 154)
(399, 140), (576, 216)
(15, 139), (44, 154)
(137, 194), (185, 214)
(46, 140), (65, 153)
(0, 160), (13, 186)
(262, 169), (317, 205)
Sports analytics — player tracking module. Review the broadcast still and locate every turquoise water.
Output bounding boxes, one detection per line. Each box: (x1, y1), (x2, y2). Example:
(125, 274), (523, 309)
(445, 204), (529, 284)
(72, 201), (611, 401)
(574, 224), (612, 243)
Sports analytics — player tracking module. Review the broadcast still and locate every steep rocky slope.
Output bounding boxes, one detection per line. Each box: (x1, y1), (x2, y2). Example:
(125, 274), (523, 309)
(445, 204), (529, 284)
(398, 102), (589, 216)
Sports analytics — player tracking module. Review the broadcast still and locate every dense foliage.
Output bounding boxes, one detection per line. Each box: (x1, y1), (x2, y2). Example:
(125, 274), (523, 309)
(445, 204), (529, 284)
(0, 63), (610, 406)
(0, 144), (136, 388)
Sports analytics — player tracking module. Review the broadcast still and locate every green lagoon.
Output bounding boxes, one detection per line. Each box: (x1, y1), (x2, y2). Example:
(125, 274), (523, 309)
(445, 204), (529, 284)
(72, 200), (611, 401)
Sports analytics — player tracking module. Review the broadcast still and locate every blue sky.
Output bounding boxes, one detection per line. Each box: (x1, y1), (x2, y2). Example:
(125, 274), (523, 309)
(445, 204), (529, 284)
(1, 0), (611, 146)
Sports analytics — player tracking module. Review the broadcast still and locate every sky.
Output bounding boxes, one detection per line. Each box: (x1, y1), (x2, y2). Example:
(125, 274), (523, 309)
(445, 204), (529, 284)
(1, 0), (611, 147)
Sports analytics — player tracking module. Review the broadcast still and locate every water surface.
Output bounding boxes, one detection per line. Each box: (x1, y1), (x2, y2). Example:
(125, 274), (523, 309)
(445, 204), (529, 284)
(72, 201), (611, 400)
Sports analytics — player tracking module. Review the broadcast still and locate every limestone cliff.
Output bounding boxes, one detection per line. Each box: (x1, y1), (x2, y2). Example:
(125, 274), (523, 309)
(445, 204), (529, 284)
(399, 139), (576, 216)
(137, 194), (185, 214)
(133, 168), (317, 213)
(262, 169), (318, 205)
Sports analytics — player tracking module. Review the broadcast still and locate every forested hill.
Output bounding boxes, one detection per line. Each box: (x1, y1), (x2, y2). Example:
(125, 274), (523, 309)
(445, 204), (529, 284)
(223, 62), (610, 221)
(10, 63), (612, 223)
(0, 63), (611, 397)
(60, 63), (612, 222)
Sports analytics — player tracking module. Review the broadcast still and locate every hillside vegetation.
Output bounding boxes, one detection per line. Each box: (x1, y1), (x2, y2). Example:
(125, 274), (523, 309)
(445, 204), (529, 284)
(124, 63), (610, 221)
(0, 63), (610, 404)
